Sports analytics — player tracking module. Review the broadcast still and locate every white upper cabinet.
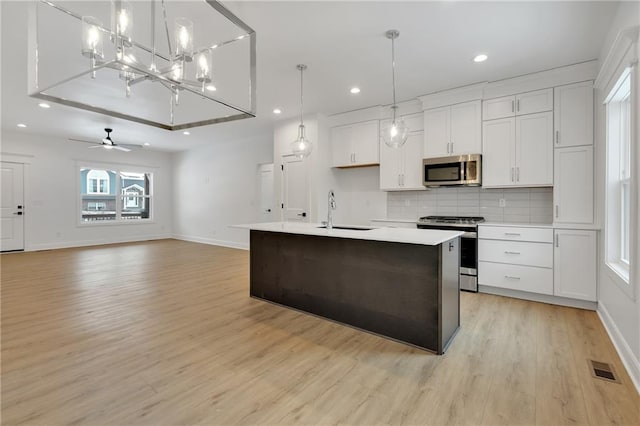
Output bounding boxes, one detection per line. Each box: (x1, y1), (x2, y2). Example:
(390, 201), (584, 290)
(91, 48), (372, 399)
(402, 112), (424, 133)
(331, 120), (380, 168)
(482, 118), (515, 187)
(515, 112), (553, 186)
(482, 88), (553, 120)
(554, 82), (594, 147)
(482, 112), (553, 187)
(380, 132), (425, 191)
(450, 101), (482, 155)
(424, 100), (481, 158)
(553, 229), (597, 301)
(516, 88), (553, 115)
(554, 145), (594, 224)
(424, 106), (450, 158)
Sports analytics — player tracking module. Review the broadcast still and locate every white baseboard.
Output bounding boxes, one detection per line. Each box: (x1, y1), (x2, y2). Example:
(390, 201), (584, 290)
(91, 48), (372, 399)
(172, 234), (249, 251)
(597, 303), (640, 394)
(26, 233), (173, 251)
(478, 285), (598, 310)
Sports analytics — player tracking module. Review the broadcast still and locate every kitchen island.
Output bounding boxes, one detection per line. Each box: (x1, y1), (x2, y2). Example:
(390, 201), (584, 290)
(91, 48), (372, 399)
(233, 222), (463, 354)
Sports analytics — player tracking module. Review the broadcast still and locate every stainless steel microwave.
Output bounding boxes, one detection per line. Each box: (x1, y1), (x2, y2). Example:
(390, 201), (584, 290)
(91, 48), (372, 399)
(423, 154), (482, 187)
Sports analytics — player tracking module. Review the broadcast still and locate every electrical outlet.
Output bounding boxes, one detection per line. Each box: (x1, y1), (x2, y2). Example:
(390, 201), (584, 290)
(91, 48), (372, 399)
(499, 198), (506, 207)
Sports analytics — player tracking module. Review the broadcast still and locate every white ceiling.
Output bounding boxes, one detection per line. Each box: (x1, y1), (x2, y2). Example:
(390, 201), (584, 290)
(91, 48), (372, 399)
(1, 1), (619, 152)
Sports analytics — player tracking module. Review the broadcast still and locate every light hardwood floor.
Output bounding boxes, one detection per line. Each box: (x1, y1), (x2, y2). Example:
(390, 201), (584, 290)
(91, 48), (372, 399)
(1, 239), (639, 425)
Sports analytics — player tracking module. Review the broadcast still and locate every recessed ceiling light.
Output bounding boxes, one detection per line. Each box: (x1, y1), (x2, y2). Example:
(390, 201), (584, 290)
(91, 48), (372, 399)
(273, 108), (282, 114)
(143, 142), (150, 146)
(206, 85), (217, 91)
(473, 54), (488, 63)
(17, 123), (27, 128)
(183, 131), (190, 135)
(38, 102), (51, 108)
(350, 87), (361, 94)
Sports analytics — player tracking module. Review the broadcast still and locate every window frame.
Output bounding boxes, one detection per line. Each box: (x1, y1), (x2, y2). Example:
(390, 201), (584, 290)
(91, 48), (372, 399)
(77, 163), (154, 226)
(604, 65), (634, 291)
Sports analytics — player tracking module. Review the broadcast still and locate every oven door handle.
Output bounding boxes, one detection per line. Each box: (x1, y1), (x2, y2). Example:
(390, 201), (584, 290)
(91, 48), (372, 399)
(461, 231), (477, 238)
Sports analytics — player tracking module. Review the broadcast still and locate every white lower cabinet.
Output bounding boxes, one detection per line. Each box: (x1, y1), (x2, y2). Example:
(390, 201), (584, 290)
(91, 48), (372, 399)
(478, 225), (554, 295)
(553, 229), (597, 301)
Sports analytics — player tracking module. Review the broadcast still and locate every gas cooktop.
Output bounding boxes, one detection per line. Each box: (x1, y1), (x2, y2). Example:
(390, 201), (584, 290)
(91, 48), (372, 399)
(417, 216), (485, 226)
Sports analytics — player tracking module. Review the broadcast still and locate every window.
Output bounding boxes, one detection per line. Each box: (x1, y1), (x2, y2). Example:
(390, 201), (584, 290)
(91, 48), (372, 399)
(80, 167), (153, 223)
(605, 69), (633, 282)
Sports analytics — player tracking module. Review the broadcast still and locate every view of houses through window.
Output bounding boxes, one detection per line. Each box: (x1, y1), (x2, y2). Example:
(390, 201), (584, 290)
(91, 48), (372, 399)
(605, 68), (632, 281)
(80, 167), (152, 223)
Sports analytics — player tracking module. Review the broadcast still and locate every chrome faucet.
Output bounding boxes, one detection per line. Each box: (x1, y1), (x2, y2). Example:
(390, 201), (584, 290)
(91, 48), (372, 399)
(327, 190), (336, 230)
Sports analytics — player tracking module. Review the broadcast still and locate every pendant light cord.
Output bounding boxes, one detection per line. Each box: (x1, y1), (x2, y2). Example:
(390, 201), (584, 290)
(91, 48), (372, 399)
(299, 66), (304, 126)
(391, 35), (397, 121)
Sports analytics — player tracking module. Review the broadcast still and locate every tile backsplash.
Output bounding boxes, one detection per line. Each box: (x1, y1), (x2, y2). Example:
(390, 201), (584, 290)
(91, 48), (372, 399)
(387, 187), (553, 224)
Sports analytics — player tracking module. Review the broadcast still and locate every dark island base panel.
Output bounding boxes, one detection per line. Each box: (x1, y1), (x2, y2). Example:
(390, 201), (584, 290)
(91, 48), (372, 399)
(249, 230), (460, 354)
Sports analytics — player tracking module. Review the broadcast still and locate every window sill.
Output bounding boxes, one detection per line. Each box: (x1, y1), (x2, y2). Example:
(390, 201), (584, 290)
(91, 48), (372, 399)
(605, 261), (630, 285)
(77, 220), (155, 227)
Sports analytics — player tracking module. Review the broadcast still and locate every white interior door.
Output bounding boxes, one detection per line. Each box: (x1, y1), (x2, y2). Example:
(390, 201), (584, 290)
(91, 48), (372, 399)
(258, 163), (274, 222)
(1, 162), (25, 251)
(282, 155), (309, 222)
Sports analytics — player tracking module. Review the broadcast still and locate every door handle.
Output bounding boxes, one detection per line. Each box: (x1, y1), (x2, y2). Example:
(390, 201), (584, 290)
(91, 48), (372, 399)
(504, 251), (521, 255)
(555, 234), (559, 248)
(555, 130), (559, 145)
(511, 100), (515, 113)
(504, 275), (521, 280)
(297, 212), (307, 217)
(451, 142), (454, 153)
(13, 212), (23, 215)
(516, 167), (520, 182)
(511, 167), (514, 182)
(266, 209), (271, 213)
(17, 205), (22, 209)
(504, 232), (521, 236)
(516, 99), (520, 112)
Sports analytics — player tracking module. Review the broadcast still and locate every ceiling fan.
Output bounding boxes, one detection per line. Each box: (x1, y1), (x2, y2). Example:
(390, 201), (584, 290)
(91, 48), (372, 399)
(69, 128), (145, 152)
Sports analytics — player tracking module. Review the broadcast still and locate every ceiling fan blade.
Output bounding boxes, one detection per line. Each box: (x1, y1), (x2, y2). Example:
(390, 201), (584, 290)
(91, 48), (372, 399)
(119, 143), (145, 149)
(88, 145), (104, 149)
(113, 145), (131, 152)
(69, 137), (101, 145)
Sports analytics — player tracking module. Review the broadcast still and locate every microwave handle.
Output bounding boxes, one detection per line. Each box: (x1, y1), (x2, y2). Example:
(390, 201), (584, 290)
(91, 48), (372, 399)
(461, 161), (467, 180)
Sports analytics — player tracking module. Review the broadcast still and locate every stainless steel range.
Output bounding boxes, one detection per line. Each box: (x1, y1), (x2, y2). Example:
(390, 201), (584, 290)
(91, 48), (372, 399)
(417, 216), (485, 292)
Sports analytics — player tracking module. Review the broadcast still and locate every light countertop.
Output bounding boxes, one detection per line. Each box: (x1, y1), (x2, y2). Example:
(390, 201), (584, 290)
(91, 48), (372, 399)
(232, 222), (464, 246)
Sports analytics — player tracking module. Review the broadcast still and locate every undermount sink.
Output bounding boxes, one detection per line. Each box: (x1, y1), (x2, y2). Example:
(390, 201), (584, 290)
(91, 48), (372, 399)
(318, 225), (374, 231)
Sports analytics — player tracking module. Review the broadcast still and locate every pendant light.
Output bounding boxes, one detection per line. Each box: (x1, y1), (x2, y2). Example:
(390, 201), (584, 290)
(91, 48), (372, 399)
(381, 30), (409, 149)
(291, 64), (312, 159)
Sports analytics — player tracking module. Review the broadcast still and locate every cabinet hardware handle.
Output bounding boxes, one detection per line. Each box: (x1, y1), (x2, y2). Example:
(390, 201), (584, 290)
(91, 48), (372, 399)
(504, 275), (521, 280)
(504, 232), (521, 236)
(516, 167), (520, 182)
(516, 99), (520, 112)
(451, 142), (454, 153)
(504, 251), (521, 255)
(398, 174), (401, 186)
(511, 167), (515, 182)
(511, 100), (515, 113)
(555, 234), (559, 248)
(555, 130), (559, 145)
(555, 205), (559, 218)
(401, 174), (405, 186)
(447, 142), (450, 154)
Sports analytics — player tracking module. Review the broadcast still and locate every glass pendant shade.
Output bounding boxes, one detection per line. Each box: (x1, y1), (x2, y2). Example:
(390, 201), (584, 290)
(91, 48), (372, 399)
(81, 16), (103, 59)
(196, 50), (212, 83)
(382, 116), (409, 148)
(291, 124), (312, 159)
(111, 0), (133, 47)
(170, 59), (184, 81)
(175, 18), (194, 60)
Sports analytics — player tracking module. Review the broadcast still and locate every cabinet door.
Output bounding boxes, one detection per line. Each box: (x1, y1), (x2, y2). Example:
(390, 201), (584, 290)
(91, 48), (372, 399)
(331, 125), (353, 167)
(403, 112), (424, 133)
(379, 136), (402, 190)
(352, 120), (380, 165)
(482, 117), (515, 187)
(554, 82), (594, 147)
(482, 96), (515, 120)
(554, 229), (597, 301)
(515, 112), (553, 186)
(402, 132), (425, 189)
(516, 88), (553, 115)
(450, 100), (482, 155)
(554, 146), (594, 224)
(424, 106), (450, 158)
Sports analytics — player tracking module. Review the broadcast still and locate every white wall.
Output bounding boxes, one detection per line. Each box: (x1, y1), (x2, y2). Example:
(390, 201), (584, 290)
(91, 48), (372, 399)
(593, 1), (640, 392)
(273, 114), (386, 226)
(0, 130), (173, 250)
(172, 132), (272, 249)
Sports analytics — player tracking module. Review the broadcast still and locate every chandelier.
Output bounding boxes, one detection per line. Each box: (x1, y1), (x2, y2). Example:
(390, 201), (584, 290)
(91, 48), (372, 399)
(28, 0), (256, 131)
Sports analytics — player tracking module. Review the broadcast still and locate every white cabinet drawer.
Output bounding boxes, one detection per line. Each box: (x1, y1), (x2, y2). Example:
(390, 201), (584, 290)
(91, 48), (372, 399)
(478, 226), (553, 243)
(479, 262), (553, 295)
(478, 240), (552, 268)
